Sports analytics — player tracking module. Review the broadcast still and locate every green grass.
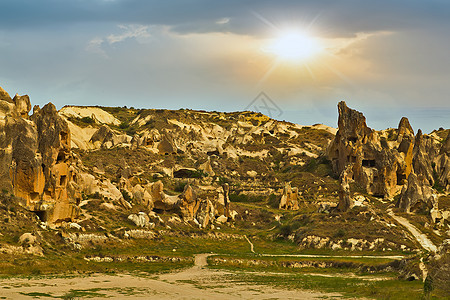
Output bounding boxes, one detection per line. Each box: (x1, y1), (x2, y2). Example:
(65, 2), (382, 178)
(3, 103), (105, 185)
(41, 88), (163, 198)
(219, 271), (425, 300)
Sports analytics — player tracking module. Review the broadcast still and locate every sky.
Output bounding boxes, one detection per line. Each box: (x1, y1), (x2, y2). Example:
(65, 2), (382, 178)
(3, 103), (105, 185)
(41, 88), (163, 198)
(0, 0), (449, 133)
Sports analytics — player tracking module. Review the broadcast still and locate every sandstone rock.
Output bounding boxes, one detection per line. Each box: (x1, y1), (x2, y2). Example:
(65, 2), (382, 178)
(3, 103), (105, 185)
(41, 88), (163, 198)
(59, 106), (121, 125)
(337, 166), (353, 211)
(19, 233), (37, 245)
(200, 157), (215, 176)
(0, 86), (12, 103)
(216, 215), (228, 224)
(397, 173), (435, 213)
(246, 170), (257, 178)
(230, 210), (238, 221)
(69, 222), (82, 230)
(0, 91), (80, 224)
(31, 103), (80, 223)
(327, 101), (446, 200)
(99, 202), (117, 211)
(179, 184), (199, 221)
(157, 133), (177, 155)
(223, 183), (231, 218)
(196, 199), (214, 228)
(168, 215), (182, 224)
(147, 180), (180, 210)
(89, 125), (131, 149)
(128, 212), (150, 227)
(279, 182), (299, 210)
(124, 229), (156, 239)
(435, 133), (450, 191)
(412, 130), (435, 186)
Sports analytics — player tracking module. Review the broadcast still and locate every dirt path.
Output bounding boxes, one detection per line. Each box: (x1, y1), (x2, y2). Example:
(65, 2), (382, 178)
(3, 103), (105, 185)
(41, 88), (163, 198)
(388, 209), (437, 253)
(244, 235), (255, 253)
(0, 254), (342, 299)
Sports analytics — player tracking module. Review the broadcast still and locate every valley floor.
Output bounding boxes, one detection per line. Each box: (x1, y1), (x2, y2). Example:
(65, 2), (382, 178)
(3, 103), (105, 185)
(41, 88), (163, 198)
(0, 253), (426, 300)
(0, 254), (340, 300)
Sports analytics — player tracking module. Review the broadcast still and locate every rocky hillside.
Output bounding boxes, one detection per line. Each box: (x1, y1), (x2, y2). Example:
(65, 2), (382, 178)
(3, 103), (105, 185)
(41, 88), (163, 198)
(0, 85), (449, 292)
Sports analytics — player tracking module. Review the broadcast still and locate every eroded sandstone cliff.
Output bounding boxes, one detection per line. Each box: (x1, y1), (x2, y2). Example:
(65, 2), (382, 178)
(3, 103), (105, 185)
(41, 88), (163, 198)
(0, 87), (79, 224)
(328, 101), (449, 214)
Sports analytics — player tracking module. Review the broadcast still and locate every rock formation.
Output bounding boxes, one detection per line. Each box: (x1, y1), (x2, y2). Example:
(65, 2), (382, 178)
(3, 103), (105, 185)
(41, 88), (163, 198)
(434, 133), (450, 192)
(279, 182), (300, 210)
(179, 184), (199, 221)
(0, 86), (80, 224)
(90, 125), (131, 149)
(397, 173), (435, 213)
(328, 101), (447, 207)
(337, 166), (353, 211)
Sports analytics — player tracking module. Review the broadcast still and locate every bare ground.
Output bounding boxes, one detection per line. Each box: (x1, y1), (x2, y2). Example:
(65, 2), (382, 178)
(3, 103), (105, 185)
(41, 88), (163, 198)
(0, 254), (344, 300)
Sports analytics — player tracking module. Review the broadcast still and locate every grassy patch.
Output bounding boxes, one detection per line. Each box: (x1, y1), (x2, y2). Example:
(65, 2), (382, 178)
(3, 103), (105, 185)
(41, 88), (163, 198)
(220, 271), (425, 300)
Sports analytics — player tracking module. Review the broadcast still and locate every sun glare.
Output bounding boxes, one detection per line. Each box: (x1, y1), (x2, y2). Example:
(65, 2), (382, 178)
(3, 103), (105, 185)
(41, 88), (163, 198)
(265, 30), (322, 62)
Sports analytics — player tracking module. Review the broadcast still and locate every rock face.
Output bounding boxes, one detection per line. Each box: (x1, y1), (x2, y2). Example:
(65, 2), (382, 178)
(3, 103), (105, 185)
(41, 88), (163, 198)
(328, 101), (398, 198)
(434, 133), (450, 192)
(0, 87), (80, 224)
(397, 173), (435, 213)
(179, 184), (199, 221)
(328, 101), (447, 209)
(337, 166), (353, 211)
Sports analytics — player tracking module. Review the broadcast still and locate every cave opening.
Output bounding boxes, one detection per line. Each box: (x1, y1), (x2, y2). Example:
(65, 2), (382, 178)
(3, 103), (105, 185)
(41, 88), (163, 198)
(59, 175), (67, 186)
(35, 210), (48, 222)
(56, 150), (66, 162)
(362, 159), (376, 167)
(397, 173), (407, 185)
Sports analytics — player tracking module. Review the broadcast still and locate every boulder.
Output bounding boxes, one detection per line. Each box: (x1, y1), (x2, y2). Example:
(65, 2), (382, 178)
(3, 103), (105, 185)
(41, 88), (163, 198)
(19, 233), (37, 245)
(199, 157), (215, 176)
(128, 212), (150, 227)
(147, 180), (180, 210)
(216, 215), (228, 224)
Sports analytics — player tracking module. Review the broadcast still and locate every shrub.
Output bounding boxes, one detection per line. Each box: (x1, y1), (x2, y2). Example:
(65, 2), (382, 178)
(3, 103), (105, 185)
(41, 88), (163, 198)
(174, 181), (187, 193)
(229, 193), (263, 203)
(121, 189), (132, 201)
(279, 224), (293, 237)
(334, 228), (346, 238)
(80, 116), (95, 124)
(267, 194), (279, 208)
(119, 122), (129, 129)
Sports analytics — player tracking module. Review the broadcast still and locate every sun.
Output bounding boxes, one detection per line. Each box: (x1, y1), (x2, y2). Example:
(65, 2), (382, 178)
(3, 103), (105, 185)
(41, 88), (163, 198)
(265, 29), (322, 62)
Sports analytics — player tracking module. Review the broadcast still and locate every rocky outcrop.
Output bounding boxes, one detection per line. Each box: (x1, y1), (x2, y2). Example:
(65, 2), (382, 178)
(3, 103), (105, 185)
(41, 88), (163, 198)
(90, 125), (131, 149)
(397, 173), (435, 213)
(328, 101), (447, 203)
(279, 182), (299, 210)
(328, 101), (399, 198)
(150, 180), (180, 210)
(434, 133), (450, 191)
(179, 184), (198, 221)
(0, 87), (80, 224)
(199, 157), (215, 177)
(337, 166), (353, 211)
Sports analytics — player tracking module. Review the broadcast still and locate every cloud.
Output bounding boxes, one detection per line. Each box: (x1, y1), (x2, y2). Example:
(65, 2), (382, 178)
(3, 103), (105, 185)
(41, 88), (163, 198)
(107, 24), (150, 44)
(1, 0), (449, 39)
(86, 37), (107, 57)
(216, 18), (230, 25)
(86, 24), (151, 57)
